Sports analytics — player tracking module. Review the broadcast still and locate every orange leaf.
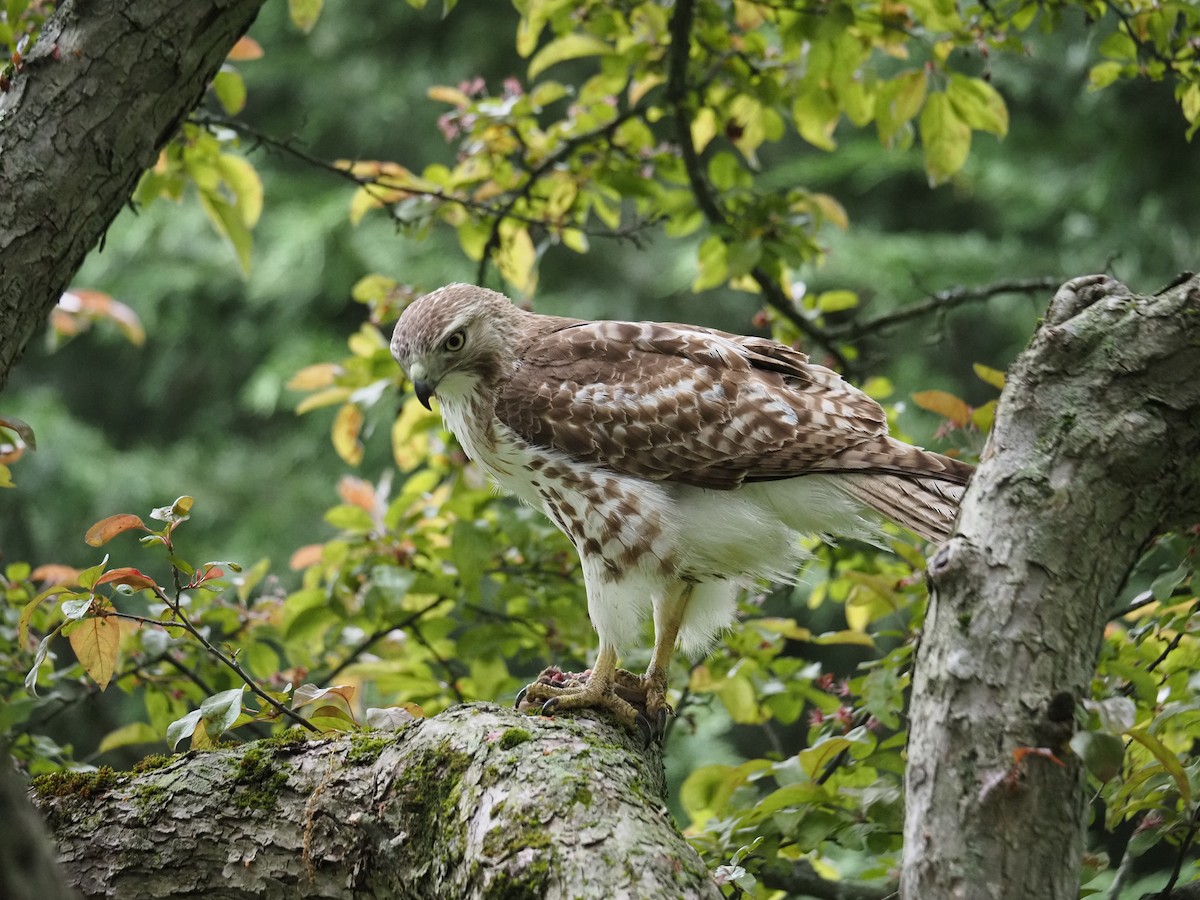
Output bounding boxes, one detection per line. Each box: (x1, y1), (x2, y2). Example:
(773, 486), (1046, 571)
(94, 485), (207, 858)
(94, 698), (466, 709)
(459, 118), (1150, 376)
(30, 564), (82, 586)
(227, 36), (264, 61)
(337, 475), (376, 511)
(85, 514), (149, 547)
(289, 544), (324, 570)
(911, 390), (972, 427)
(96, 567), (159, 591)
(69, 615), (121, 690)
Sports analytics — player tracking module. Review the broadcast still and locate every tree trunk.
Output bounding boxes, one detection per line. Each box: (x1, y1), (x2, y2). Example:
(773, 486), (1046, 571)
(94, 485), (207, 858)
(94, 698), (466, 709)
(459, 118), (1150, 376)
(29, 703), (720, 899)
(901, 274), (1200, 898)
(1, 761), (79, 900)
(0, 0), (267, 393)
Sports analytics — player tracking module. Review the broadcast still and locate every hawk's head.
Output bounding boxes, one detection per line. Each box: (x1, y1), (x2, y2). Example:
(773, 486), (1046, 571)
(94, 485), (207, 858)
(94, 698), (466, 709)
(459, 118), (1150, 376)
(390, 283), (525, 409)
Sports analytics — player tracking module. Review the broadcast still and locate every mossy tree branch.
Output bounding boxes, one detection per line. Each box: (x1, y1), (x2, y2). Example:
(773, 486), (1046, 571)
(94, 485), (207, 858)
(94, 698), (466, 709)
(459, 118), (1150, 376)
(30, 704), (721, 900)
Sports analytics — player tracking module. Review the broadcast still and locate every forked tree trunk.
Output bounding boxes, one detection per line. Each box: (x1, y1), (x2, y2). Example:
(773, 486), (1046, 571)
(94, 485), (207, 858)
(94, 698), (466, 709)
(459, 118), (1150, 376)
(0, 0), (267, 392)
(902, 273), (1200, 899)
(28, 703), (720, 899)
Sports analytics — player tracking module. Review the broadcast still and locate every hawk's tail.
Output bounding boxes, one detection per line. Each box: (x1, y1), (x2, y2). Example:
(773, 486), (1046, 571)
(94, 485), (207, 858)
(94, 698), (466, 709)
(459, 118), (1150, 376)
(839, 472), (966, 543)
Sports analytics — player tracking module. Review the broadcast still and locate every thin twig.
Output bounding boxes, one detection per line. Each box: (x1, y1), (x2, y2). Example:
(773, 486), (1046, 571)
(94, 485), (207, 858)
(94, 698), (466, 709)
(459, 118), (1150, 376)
(149, 584), (319, 733)
(830, 277), (1061, 341)
(314, 594), (451, 685)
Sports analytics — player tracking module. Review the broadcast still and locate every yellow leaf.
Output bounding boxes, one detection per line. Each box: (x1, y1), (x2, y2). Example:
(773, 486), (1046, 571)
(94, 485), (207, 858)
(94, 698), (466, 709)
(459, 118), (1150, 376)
(287, 363), (340, 391)
(495, 223), (538, 295)
(69, 615), (121, 690)
(810, 193), (849, 230)
(912, 389), (971, 426)
(216, 153), (263, 227)
(427, 84), (470, 107)
(392, 397), (439, 471)
(332, 404), (365, 466)
(349, 186), (385, 226)
(691, 107), (718, 154)
(528, 33), (612, 81)
(973, 362), (1007, 390)
(295, 386), (352, 415)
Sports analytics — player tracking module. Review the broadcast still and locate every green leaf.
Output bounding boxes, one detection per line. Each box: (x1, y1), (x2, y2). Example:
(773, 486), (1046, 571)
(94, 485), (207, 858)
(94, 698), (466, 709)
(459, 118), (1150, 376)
(199, 191), (254, 275)
(289, 0), (323, 32)
(946, 74), (1008, 136)
(528, 33), (611, 80)
(815, 290), (858, 313)
(792, 86), (839, 151)
(1070, 730), (1125, 782)
(1088, 61), (1124, 90)
(167, 709), (203, 749)
(920, 92), (972, 186)
(876, 69), (927, 146)
(212, 67), (247, 115)
(1127, 728), (1192, 805)
(200, 687), (247, 739)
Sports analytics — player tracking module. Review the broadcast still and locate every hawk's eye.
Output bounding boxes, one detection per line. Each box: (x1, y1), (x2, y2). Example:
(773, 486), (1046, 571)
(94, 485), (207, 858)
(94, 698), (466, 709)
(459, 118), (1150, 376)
(442, 330), (466, 352)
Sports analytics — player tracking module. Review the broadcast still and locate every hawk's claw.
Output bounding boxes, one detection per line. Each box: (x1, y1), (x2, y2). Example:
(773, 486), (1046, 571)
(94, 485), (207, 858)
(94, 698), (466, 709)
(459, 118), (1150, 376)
(514, 686), (528, 709)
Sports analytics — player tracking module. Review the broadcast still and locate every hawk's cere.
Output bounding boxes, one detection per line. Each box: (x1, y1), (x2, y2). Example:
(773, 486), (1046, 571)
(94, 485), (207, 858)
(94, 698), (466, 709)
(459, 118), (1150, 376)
(390, 284), (973, 738)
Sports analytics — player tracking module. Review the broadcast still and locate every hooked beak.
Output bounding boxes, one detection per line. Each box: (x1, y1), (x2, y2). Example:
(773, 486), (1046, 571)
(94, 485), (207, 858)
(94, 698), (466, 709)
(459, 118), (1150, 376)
(412, 379), (435, 410)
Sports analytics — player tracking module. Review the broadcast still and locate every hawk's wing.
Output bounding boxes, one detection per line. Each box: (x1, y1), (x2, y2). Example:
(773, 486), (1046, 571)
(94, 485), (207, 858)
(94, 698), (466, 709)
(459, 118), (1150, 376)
(495, 320), (952, 490)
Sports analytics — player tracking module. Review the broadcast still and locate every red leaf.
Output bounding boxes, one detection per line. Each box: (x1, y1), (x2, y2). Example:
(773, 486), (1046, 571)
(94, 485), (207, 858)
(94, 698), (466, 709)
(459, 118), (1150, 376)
(96, 567), (159, 591)
(85, 514), (149, 547)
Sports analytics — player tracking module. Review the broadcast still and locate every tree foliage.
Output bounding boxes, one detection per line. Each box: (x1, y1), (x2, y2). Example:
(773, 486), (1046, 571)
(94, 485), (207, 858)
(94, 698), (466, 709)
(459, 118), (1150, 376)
(3, 0), (1200, 897)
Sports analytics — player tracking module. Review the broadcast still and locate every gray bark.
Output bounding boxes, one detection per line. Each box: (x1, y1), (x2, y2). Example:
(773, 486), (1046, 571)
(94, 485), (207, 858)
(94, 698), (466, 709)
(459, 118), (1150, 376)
(30, 703), (720, 899)
(0, 0), (267, 393)
(901, 274), (1200, 899)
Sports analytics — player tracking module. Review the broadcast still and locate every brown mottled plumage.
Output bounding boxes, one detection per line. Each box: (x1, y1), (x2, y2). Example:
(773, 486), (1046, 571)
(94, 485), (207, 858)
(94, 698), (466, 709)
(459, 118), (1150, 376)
(390, 283), (972, 738)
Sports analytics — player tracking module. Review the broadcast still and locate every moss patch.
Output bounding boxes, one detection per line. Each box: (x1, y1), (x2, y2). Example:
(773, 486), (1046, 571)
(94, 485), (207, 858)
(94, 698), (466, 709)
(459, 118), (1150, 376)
(131, 753), (177, 774)
(485, 858), (552, 900)
(347, 732), (395, 765)
(498, 727), (533, 750)
(31, 766), (119, 801)
(231, 746), (290, 810)
(394, 741), (472, 868)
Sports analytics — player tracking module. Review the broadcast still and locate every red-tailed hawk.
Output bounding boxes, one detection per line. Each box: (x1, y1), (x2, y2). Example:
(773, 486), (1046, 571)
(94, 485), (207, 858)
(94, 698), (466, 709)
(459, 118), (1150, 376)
(390, 283), (972, 739)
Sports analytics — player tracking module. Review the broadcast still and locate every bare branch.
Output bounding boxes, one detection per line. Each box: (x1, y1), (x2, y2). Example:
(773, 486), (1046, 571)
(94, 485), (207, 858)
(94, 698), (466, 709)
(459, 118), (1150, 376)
(831, 277), (1061, 341)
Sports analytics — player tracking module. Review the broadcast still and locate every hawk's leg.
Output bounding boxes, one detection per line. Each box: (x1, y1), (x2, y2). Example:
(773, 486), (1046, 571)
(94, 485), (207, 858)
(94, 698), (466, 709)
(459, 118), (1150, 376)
(515, 585), (693, 743)
(515, 643), (648, 735)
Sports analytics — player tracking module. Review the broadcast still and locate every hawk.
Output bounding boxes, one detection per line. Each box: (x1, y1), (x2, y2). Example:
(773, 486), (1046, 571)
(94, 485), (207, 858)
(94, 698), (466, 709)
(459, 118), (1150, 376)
(390, 283), (972, 739)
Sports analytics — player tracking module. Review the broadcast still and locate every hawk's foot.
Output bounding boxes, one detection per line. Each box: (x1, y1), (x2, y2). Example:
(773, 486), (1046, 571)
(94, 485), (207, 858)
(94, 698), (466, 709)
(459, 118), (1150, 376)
(515, 665), (672, 744)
